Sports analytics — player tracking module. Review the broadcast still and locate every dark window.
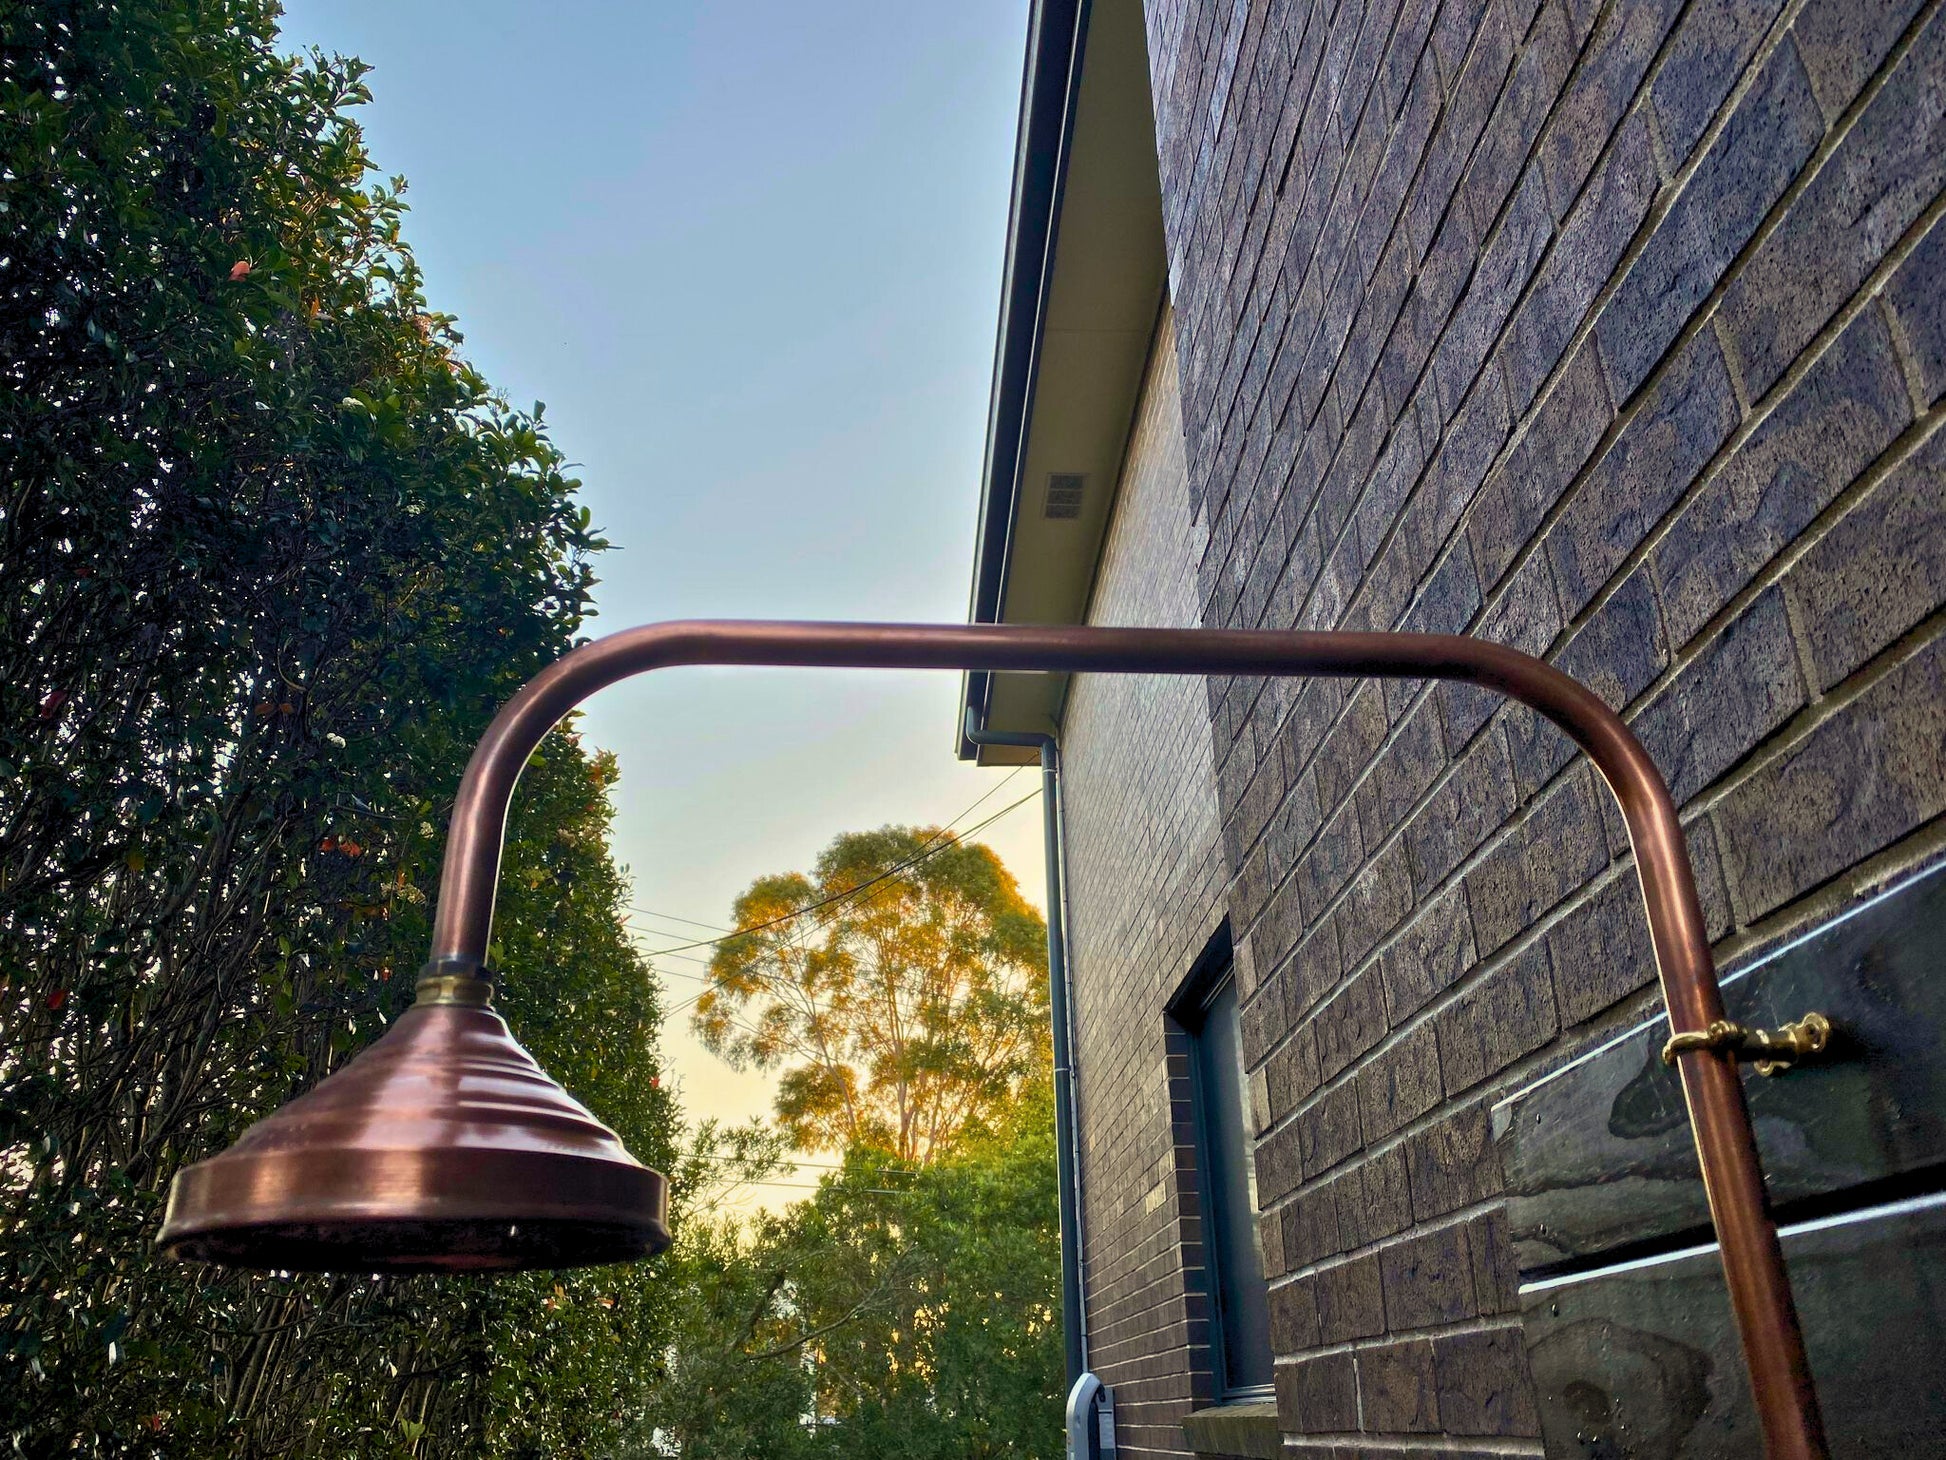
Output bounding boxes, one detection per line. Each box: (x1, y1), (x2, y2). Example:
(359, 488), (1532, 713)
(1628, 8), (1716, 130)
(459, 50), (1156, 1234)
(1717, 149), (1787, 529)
(1185, 968), (1274, 1396)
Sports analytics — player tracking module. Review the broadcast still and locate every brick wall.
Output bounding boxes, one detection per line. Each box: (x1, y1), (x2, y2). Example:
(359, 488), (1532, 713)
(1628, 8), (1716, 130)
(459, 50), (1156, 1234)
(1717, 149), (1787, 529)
(1126, 0), (1946, 1450)
(1060, 309), (1236, 1456)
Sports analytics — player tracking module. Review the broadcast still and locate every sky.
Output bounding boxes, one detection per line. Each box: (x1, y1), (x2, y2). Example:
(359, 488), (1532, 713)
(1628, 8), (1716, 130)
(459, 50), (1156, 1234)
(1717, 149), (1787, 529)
(273, 1), (1042, 1201)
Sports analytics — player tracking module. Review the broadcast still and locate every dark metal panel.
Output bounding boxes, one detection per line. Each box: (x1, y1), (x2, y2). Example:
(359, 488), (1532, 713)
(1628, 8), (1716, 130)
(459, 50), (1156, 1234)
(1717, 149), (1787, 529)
(1522, 1192), (1946, 1458)
(1494, 861), (1946, 1271)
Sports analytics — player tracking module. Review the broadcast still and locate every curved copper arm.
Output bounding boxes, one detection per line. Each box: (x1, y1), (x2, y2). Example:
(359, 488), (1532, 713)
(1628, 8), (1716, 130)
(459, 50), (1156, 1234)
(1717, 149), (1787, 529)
(428, 620), (1826, 1459)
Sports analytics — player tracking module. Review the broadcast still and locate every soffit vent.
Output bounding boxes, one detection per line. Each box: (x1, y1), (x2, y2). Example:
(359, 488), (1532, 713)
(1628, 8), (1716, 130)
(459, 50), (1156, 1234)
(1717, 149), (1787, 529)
(1043, 472), (1086, 520)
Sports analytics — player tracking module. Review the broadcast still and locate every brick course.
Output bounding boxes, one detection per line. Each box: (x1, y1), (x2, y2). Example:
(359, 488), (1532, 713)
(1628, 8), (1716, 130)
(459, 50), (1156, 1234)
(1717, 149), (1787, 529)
(1060, 0), (1946, 1450)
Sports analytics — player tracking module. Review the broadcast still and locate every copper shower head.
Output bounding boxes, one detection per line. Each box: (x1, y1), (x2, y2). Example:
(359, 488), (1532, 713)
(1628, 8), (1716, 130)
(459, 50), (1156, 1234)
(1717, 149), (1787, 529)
(158, 974), (668, 1273)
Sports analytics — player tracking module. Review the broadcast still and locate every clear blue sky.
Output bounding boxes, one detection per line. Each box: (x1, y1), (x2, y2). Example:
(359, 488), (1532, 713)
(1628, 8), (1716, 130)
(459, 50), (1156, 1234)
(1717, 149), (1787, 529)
(274, 1), (1041, 1153)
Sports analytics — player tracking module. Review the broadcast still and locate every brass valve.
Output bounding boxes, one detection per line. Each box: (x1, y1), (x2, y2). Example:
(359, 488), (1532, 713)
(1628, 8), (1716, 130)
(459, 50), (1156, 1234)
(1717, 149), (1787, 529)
(1661, 1011), (1832, 1077)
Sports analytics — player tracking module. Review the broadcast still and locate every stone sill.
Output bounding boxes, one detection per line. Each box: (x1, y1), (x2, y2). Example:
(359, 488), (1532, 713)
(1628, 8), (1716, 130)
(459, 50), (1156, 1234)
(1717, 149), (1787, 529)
(1182, 1400), (1281, 1459)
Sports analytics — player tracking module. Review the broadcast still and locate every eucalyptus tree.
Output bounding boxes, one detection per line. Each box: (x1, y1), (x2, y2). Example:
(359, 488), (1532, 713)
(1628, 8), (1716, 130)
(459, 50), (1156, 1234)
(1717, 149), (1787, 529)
(694, 827), (1049, 1165)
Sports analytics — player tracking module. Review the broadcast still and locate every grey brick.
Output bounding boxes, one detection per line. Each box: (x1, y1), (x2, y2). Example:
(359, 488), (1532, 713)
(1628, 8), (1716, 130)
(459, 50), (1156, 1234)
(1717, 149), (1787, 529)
(1266, 765), (1326, 885)
(1299, 1077), (1365, 1177)
(1353, 409), (1430, 581)
(1689, 809), (1738, 940)
(1558, 562), (1672, 713)
(1255, 878), (1307, 978)
(1792, 0), (1928, 119)
(1057, 0), (1946, 1416)
(1506, 108), (1660, 415)
(1286, 1171), (1345, 1270)
(1279, 1350), (1358, 1434)
(1317, 681), (1389, 812)
(1436, 941), (1560, 1094)
(1651, 0), (1793, 162)
(1601, 38), (1825, 402)
(1283, 675), (1350, 771)
(1380, 879), (1478, 1022)
(1548, 329), (1742, 616)
(1430, 0), (1493, 92)
(1379, 1221), (1478, 1329)
(1410, 369), (1513, 571)
(1435, 1325), (1541, 1436)
(1259, 1201), (1288, 1282)
(1460, 0), (1575, 238)
(1232, 844), (1275, 952)
(1359, 1140), (1415, 1243)
(1406, 534), (1485, 638)
(1404, 726), (1518, 892)
(1267, 1019), (1324, 1116)
(1316, 965), (1390, 1081)
(1404, 1098), (1505, 1221)
(1358, 1337), (1439, 1433)
(1468, 339), (1614, 589)
(1654, 303), (1913, 650)
(1536, 0), (1685, 217)
(1630, 583), (1807, 804)
(1419, 4), (1514, 250)
(1441, 548), (1565, 745)
(1268, 1272), (1320, 1353)
(1341, 837), (1416, 967)
(1298, 798), (1368, 920)
(1470, 1205), (1523, 1315)
(1411, 200), (1482, 359)
(1502, 696), (1580, 803)
(1380, 0), (1444, 118)
(1242, 965), (1292, 1068)
(1550, 867), (1658, 1026)
(1716, 9), (1946, 400)
(1291, 914), (1344, 1021)
(1718, 632), (1946, 916)
(1316, 1251), (1386, 1341)
(1464, 763), (1610, 955)
(1787, 429), (1946, 688)
(1883, 210), (1946, 407)
(1434, 168), (1554, 420)
(1357, 1019), (1444, 1141)
(1257, 1120), (1305, 1207)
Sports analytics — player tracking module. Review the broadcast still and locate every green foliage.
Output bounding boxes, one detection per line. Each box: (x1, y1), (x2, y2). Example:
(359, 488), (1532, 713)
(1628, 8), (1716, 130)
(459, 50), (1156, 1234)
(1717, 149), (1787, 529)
(696, 827), (1049, 1163)
(651, 1085), (1065, 1460)
(661, 826), (1064, 1458)
(0, 2), (676, 1453)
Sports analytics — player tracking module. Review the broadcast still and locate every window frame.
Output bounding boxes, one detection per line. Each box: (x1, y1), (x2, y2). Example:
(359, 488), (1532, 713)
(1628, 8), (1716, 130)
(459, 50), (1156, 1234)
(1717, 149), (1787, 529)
(1167, 929), (1275, 1403)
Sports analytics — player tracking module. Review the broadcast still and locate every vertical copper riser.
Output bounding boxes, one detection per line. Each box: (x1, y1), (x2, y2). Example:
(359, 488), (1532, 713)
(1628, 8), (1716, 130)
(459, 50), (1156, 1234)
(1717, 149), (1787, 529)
(157, 993), (669, 1272)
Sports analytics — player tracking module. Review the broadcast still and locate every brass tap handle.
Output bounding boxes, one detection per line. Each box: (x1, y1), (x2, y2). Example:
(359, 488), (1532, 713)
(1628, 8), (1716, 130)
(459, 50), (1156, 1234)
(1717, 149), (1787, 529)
(1662, 1012), (1832, 1076)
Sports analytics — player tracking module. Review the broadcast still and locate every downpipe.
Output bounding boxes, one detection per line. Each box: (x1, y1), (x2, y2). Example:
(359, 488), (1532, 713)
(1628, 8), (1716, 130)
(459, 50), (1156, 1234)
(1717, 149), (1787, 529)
(962, 708), (1093, 1419)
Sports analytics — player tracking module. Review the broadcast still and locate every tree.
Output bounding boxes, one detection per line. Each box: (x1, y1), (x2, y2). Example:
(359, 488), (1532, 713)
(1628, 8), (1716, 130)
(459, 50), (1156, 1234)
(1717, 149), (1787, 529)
(0, 2), (680, 1452)
(694, 826), (1049, 1164)
(647, 1084), (1066, 1460)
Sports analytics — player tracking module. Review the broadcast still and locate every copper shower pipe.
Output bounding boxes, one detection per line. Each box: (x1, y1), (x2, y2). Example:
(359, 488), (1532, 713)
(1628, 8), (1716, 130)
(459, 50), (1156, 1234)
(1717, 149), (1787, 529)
(428, 620), (1827, 1459)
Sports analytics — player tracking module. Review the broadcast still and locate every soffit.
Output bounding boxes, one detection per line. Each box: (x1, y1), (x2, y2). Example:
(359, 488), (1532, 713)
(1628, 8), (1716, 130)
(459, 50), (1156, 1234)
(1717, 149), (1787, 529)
(975, 0), (1168, 762)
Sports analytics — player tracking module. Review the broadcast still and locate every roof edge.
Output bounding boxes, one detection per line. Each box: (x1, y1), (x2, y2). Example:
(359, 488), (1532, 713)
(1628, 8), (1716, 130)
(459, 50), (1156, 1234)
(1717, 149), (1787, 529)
(959, 0), (1090, 759)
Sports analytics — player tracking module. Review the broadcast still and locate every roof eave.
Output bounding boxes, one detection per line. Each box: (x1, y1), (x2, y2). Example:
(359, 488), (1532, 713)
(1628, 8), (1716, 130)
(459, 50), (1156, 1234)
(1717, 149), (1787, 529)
(958, 0), (1089, 761)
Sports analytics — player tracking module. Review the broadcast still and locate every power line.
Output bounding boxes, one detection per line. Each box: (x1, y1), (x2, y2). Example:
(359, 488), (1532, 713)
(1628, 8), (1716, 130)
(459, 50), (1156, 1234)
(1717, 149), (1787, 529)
(679, 786), (1042, 963)
(719, 1180), (917, 1195)
(631, 766), (1025, 956)
(626, 914), (731, 938)
(631, 940), (716, 970)
(626, 766), (1027, 949)
(635, 782), (1039, 960)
